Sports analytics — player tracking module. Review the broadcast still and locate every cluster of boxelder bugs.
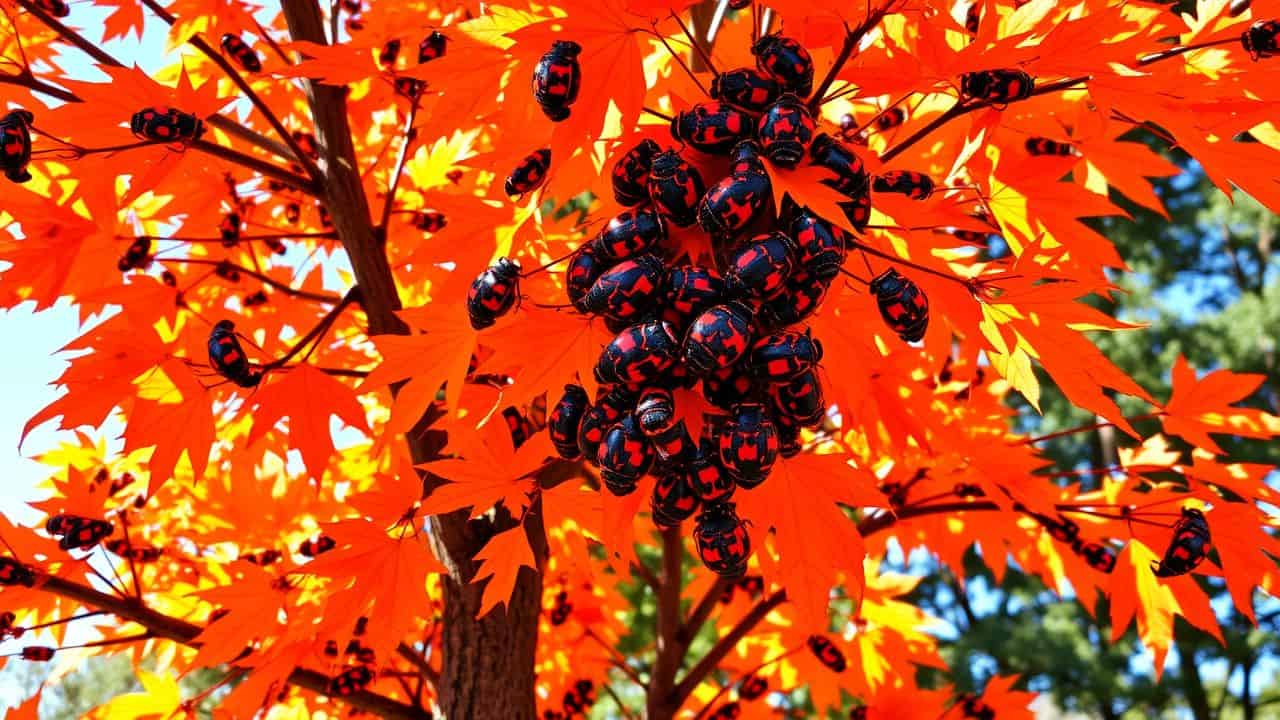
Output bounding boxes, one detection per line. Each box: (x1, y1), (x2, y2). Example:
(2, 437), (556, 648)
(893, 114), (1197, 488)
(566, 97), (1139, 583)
(464, 19), (1242, 579)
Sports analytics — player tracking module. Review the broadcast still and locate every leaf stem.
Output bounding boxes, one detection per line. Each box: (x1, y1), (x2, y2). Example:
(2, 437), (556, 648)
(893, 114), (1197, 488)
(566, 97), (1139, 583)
(168, 257), (343, 303)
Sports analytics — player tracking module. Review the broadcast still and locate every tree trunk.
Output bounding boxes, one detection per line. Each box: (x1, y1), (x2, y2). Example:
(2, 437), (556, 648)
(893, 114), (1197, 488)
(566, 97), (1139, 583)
(279, 1), (544, 716)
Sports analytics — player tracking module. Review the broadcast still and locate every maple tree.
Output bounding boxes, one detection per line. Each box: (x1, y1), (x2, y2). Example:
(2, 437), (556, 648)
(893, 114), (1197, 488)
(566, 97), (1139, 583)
(2, 0), (1280, 717)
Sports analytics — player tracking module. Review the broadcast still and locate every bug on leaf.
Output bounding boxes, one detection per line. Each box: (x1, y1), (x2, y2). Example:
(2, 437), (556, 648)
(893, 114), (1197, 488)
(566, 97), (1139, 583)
(758, 269), (830, 328)
(693, 501), (751, 577)
(208, 320), (263, 388)
(683, 301), (755, 376)
(549, 590), (573, 625)
(870, 268), (929, 342)
(413, 210), (447, 232)
(131, 107), (205, 143)
(648, 150), (706, 227)
(671, 102), (755, 155)
(299, 534), (337, 557)
(577, 387), (636, 460)
(611, 139), (662, 206)
(566, 244), (608, 311)
(769, 368), (825, 427)
(0, 110), (34, 183)
(752, 34), (813, 98)
(1242, 20), (1280, 60)
(1152, 507), (1211, 577)
(810, 133), (868, 197)
(702, 364), (756, 410)
(466, 257), (521, 330)
(873, 170), (934, 200)
(757, 95), (816, 168)
(687, 444), (735, 504)
(1025, 137), (1075, 156)
(533, 41), (582, 121)
(1078, 540), (1117, 573)
(221, 34), (262, 72)
(21, 646), (55, 662)
(117, 237), (151, 272)
(710, 67), (781, 112)
(505, 148), (552, 196)
(595, 321), (682, 386)
(807, 634), (847, 672)
(57, 518), (113, 551)
(219, 212), (242, 246)
(419, 31), (448, 62)
(740, 674), (768, 700)
(598, 414), (654, 496)
(959, 68), (1035, 105)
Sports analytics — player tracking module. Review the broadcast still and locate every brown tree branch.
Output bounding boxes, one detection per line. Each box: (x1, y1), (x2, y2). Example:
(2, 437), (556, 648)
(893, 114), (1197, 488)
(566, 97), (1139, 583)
(647, 528), (686, 717)
(667, 590), (787, 710)
(36, 573), (430, 719)
(396, 642), (440, 687)
(809, 0), (898, 112)
(679, 576), (732, 645)
(189, 139), (321, 195)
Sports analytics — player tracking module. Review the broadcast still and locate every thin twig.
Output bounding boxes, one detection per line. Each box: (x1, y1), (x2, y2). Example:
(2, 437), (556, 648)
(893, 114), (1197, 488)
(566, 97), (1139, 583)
(1018, 413), (1164, 445)
(668, 590), (787, 709)
(378, 97), (421, 233)
(263, 286), (361, 369)
(808, 1), (898, 113)
(168, 257), (343, 303)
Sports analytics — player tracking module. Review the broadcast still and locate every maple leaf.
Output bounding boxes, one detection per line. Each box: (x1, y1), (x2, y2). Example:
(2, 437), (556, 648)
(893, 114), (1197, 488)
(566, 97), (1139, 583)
(89, 670), (182, 720)
(1161, 355), (1280, 454)
(248, 365), (369, 482)
(479, 307), (612, 408)
(417, 416), (553, 519)
(122, 359), (216, 497)
(472, 524), (536, 617)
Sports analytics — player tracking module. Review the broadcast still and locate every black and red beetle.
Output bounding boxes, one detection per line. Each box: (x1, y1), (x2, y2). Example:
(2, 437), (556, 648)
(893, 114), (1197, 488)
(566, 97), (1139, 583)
(718, 403), (779, 488)
(840, 191), (872, 231)
(505, 148), (552, 196)
(1153, 507), (1211, 577)
(698, 141), (770, 237)
(577, 387), (636, 461)
(0, 557), (36, 587)
(806, 634), (847, 672)
(752, 34), (813, 98)
(790, 207), (848, 280)
(663, 265), (726, 329)
(1078, 541), (1117, 574)
(378, 38), (401, 68)
(769, 368), (825, 427)
(651, 467), (701, 528)
(870, 268), (929, 342)
(1025, 137), (1075, 156)
(595, 320), (682, 386)
(710, 67), (781, 112)
(413, 210), (447, 232)
(419, 31), (448, 63)
(328, 666), (374, 696)
(131, 106), (206, 143)
(1242, 20), (1280, 59)
(533, 40), (582, 121)
(725, 231), (796, 298)
(671, 102), (754, 155)
(117, 237), (151, 272)
(550, 384), (590, 459)
(594, 206), (667, 261)
(635, 387), (676, 436)
(549, 590), (573, 625)
(567, 244), (608, 311)
(750, 330), (823, 382)
(611, 139), (662, 206)
(875, 106), (908, 132)
(872, 170), (934, 200)
(209, 320), (263, 388)
(694, 501), (751, 576)
(758, 270), (829, 328)
(21, 646), (55, 662)
(740, 673), (768, 700)
(394, 76), (426, 99)
(647, 150), (706, 227)
(58, 518), (113, 551)
(598, 414), (654, 496)
(219, 212), (241, 246)
(959, 68), (1035, 105)
(688, 443), (735, 503)
(503, 406), (536, 449)
(757, 95), (816, 168)
(683, 301), (755, 376)
(810, 133), (868, 197)
(1, 109), (34, 183)
(299, 534), (337, 557)
(703, 364), (756, 410)
(467, 257), (521, 329)
(581, 253), (665, 323)
(221, 34), (262, 73)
